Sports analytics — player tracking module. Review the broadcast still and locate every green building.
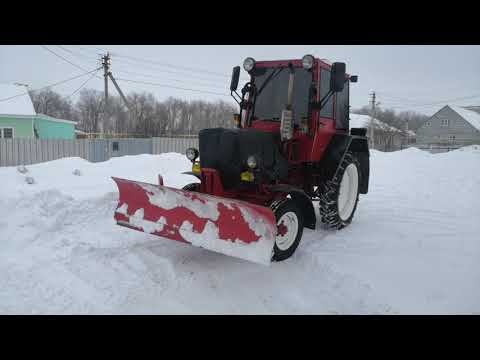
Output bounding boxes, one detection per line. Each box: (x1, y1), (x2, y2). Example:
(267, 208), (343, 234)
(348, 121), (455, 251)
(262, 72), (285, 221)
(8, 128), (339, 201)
(0, 84), (77, 139)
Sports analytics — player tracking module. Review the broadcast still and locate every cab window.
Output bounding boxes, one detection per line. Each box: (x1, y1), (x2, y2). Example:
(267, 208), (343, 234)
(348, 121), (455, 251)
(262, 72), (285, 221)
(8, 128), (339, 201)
(319, 68), (334, 118)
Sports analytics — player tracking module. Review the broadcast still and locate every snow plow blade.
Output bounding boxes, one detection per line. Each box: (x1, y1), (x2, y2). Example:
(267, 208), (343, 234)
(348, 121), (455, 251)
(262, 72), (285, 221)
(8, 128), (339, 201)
(112, 177), (277, 265)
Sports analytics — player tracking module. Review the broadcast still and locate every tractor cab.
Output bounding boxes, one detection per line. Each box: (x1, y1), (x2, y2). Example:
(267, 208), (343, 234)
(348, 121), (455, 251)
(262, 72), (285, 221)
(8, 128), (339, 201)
(230, 55), (357, 164)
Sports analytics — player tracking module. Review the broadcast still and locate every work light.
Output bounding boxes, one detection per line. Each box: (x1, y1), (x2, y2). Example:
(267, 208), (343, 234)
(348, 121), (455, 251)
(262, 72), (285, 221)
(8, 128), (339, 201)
(247, 155), (257, 169)
(302, 54), (314, 70)
(186, 148), (199, 162)
(243, 57), (256, 72)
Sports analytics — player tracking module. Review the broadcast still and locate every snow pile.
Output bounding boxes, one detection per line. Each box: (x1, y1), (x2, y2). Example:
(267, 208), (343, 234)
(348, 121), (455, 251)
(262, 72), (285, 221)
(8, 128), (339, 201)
(453, 144), (480, 154)
(350, 113), (403, 133)
(0, 153), (197, 201)
(0, 149), (479, 314)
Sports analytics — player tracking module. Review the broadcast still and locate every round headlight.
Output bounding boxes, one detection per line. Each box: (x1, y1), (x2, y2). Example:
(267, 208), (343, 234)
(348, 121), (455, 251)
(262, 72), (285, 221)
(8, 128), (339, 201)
(186, 147), (199, 161)
(302, 54), (314, 70)
(247, 155), (257, 169)
(243, 57), (256, 72)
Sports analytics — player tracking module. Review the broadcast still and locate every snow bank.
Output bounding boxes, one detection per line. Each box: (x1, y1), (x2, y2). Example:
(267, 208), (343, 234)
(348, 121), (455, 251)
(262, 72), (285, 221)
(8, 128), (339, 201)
(0, 153), (197, 201)
(1, 149), (479, 314)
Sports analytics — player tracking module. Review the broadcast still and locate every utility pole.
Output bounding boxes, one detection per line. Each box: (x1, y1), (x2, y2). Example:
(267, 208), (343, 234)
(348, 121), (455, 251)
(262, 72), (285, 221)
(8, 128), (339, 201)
(102, 53), (110, 107)
(405, 118), (409, 148)
(101, 53), (132, 135)
(101, 53), (111, 136)
(369, 91), (376, 149)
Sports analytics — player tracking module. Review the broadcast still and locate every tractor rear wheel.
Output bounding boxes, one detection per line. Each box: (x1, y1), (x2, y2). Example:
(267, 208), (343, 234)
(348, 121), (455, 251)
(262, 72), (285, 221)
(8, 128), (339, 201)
(272, 199), (304, 262)
(319, 152), (360, 230)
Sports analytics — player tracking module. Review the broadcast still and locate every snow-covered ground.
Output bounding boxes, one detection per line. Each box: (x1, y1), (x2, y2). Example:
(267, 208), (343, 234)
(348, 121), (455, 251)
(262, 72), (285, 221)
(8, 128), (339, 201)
(1, 147), (479, 314)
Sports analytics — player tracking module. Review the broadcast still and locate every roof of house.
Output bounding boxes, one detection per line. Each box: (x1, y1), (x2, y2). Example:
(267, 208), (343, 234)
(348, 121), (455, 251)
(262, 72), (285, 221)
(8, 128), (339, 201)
(0, 84), (36, 116)
(350, 113), (410, 134)
(36, 113), (77, 125)
(463, 106), (480, 114)
(448, 105), (480, 131)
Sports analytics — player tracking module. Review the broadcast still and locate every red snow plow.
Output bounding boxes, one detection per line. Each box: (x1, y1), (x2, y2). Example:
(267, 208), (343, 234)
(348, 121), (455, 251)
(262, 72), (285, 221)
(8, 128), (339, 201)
(113, 55), (370, 265)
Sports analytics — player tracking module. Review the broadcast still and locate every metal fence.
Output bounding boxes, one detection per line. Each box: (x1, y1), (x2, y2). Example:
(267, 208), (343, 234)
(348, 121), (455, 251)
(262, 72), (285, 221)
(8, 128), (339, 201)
(0, 137), (199, 167)
(403, 144), (463, 154)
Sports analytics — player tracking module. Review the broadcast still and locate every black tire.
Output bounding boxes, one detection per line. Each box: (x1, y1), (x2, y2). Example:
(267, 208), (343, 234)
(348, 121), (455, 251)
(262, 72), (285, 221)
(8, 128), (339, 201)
(182, 183), (200, 191)
(318, 152), (360, 230)
(271, 199), (304, 262)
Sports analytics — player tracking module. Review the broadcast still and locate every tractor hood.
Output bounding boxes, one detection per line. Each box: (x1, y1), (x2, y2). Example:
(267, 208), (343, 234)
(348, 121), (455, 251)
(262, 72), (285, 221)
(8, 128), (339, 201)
(199, 128), (289, 190)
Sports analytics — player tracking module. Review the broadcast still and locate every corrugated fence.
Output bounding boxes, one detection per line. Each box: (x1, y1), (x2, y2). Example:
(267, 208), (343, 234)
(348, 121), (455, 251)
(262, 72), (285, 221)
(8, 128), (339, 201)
(0, 137), (199, 167)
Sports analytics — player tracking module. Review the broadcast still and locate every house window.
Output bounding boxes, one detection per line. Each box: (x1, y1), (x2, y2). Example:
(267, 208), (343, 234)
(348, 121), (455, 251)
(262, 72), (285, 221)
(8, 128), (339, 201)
(441, 119), (449, 127)
(112, 141), (119, 152)
(449, 135), (455, 140)
(0, 127), (14, 138)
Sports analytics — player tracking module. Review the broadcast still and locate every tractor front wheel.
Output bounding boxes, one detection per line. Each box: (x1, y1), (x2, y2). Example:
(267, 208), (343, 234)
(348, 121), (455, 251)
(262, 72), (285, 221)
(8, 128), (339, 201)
(319, 152), (360, 230)
(272, 199), (304, 262)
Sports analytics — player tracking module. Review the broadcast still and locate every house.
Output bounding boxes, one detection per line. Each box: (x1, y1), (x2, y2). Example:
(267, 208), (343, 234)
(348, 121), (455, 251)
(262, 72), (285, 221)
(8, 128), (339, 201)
(0, 84), (77, 139)
(415, 105), (480, 148)
(350, 113), (413, 151)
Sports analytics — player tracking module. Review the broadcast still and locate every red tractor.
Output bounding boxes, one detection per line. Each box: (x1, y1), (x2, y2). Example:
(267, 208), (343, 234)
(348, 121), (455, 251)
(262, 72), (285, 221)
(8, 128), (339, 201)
(112, 55), (370, 265)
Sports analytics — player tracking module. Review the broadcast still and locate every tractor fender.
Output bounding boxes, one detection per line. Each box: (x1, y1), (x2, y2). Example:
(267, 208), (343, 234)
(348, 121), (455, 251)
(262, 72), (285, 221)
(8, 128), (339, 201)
(348, 136), (370, 194)
(321, 134), (370, 194)
(270, 185), (316, 230)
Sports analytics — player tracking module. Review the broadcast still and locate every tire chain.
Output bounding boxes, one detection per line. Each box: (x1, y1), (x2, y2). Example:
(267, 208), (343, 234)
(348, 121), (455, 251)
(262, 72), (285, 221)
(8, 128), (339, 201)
(317, 152), (356, 230)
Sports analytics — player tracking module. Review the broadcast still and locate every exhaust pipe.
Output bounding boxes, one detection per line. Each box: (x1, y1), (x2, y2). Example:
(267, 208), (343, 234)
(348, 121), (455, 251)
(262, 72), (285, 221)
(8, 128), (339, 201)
(281, 64), (295, 141)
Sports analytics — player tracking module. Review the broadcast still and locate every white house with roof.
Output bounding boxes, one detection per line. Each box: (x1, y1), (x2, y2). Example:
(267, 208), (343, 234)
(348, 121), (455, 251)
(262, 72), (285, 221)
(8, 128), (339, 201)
(416, 105), (480, 147)
(0, 84), (77, 139)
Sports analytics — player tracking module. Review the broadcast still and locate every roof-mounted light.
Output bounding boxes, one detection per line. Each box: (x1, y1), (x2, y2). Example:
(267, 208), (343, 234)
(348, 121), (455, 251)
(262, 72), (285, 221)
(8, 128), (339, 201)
(243, 57), (256, 72)
(302, 54), (315, 70)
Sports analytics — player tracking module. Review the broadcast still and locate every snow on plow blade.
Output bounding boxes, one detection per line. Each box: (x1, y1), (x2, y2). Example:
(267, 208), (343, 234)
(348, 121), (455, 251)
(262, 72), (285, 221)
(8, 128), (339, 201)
(112, 177), (277, 265)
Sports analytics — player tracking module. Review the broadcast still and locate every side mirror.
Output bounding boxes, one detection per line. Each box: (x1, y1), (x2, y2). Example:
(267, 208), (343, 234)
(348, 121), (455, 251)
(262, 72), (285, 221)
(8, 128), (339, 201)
(230, 66), (240, 92)
(330, 62), (346, 92)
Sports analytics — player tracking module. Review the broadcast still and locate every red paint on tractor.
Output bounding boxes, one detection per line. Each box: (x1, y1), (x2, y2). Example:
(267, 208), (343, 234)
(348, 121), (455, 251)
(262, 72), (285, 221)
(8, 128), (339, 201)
(112, 177), (276, 246)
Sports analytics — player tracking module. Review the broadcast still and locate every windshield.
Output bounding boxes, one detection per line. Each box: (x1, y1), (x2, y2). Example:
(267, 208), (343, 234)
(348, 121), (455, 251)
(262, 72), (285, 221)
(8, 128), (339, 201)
(251, 67), (312, 121)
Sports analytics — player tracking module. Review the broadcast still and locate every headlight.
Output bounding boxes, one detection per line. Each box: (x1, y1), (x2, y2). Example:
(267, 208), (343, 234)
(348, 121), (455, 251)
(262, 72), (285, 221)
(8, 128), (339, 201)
(243, 57), (256, 72)
(302, 54), (314, 70)
(186, 147), (199, 161)
(247, 155), (257, 169)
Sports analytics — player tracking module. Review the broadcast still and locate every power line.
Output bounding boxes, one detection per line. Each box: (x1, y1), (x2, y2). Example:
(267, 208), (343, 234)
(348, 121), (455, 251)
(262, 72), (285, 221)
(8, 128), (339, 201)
(109, 51), (232, 79)
(0, 68), (102, 102)
(75, 46), (104, 57)
(40, 45), (92, 73)
(376, 90), (480, 108)
(116, 56), (230, 78)
(80, 45), (250, 82)
(111, 56), (246, 84)
(65, 69), (101, 99)
(114, 77), (230, 97)
(113, 68), (230, 91)
(384, 94), (480, 110)
(41, 45), (103, 82)
(56, 45), (100, 64)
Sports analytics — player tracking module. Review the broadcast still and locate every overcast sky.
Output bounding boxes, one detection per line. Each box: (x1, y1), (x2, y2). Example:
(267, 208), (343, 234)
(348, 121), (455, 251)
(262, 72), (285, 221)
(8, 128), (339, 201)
(1, 45), (479, 115)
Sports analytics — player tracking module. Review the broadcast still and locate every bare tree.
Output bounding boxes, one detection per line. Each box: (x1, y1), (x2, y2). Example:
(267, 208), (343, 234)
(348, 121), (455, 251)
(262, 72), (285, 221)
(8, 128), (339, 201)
(30, 89), (74, 119)
(75, 89), (105, 133)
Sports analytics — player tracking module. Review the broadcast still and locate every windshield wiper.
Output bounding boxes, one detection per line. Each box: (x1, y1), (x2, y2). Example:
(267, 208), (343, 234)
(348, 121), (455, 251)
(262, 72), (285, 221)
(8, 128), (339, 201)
(257, 67), (285, 96)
